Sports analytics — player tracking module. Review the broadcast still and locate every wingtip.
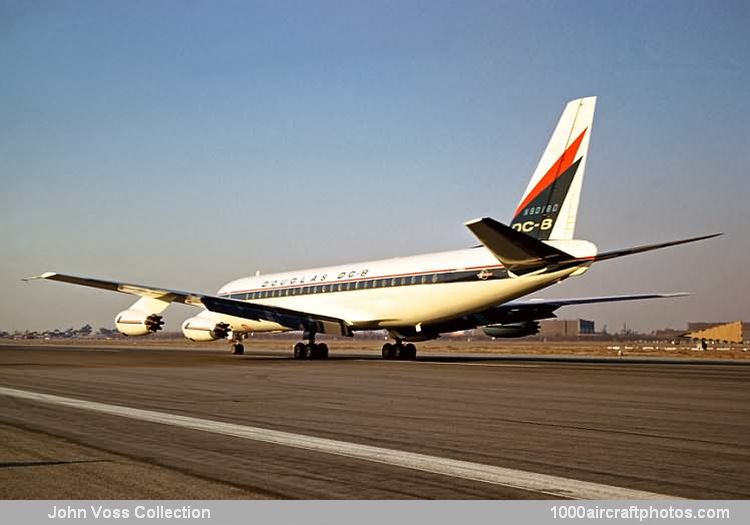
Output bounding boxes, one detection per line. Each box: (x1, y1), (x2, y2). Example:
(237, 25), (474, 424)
(21, 272), (57, 282)
(464, 217), (490, 227)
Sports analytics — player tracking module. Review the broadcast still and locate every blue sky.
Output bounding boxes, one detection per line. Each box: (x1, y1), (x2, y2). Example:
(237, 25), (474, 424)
(2, 0), (749, 332)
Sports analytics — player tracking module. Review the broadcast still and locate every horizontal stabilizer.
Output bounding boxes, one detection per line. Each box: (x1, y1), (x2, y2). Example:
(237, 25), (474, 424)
(465, 217), (571, 274)
(590, 233), (723, 262)
(467, 218), (721, 274)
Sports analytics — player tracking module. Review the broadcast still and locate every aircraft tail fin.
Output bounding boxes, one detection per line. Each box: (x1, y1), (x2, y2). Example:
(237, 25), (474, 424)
(510, 96), (596, 240)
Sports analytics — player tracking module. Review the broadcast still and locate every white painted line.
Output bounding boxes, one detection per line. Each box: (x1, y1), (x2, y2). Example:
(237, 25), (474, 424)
(360, 360), (542, 368)
(0, 386), (678, 499)
(37, 347), (123, 353)
(416, 362), (542, 369)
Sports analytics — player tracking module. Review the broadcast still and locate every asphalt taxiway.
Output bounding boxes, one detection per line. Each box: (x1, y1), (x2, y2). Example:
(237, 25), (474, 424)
(1, 344), (748, 499)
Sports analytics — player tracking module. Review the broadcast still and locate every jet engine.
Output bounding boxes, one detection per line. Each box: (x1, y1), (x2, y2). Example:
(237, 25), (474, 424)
(482, 321), (540, 338)
(115, 309), (165, 336)
(181, 316), (231, 342)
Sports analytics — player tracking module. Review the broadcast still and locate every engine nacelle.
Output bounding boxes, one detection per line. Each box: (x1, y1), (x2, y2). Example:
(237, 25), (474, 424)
(482, 321), (540, 338)
(115, 309), (165, 336)
(181, 316), (231, 342)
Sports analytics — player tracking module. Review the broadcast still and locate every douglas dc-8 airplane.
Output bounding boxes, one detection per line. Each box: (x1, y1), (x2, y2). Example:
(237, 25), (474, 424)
(27, 97), (719, 359)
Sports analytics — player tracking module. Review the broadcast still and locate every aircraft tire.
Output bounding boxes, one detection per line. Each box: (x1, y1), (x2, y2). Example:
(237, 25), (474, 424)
(232, 344), (244, 355)
(293, 342), (306, 359)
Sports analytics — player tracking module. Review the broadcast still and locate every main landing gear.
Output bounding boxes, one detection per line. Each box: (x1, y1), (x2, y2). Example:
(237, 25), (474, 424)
(382, 340), (417, 360)
(293, 331), (328, 360)
(230, 332), (246, 355)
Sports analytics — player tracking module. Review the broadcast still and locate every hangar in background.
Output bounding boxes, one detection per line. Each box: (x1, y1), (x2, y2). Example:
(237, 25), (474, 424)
(684, 321), (745, 344)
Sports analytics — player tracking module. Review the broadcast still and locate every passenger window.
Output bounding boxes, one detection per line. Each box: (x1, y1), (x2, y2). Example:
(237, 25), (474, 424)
(432, 274), (438, 283)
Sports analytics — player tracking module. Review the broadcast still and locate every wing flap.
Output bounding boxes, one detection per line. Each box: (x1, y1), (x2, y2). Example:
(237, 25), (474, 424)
(200, 296), (351, 336)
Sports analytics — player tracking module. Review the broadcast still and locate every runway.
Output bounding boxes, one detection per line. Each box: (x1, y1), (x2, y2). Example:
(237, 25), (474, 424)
(1, 344), (749, 499)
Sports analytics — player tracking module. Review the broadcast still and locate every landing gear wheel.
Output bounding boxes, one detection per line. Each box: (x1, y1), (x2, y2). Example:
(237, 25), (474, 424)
(382, 343), (396, 359)
(293, 342), (307, 359)
(232, 343), (245, 355)
(313, 343), (329, 360)
(404, 343), (417, 360)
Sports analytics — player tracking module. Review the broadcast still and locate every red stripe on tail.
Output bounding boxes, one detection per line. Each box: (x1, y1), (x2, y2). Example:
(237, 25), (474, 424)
(514, 128), (587, 217)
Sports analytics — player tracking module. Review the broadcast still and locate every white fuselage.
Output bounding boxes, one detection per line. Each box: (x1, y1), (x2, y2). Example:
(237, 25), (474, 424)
(198, 244), (592, 334)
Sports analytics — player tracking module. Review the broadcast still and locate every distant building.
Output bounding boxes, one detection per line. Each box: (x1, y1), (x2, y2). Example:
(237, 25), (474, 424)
(684, 321), (745, 344)
(538, 319), (595, 338)
(652, 328), (684, 340)
(687, 322), (750, 334)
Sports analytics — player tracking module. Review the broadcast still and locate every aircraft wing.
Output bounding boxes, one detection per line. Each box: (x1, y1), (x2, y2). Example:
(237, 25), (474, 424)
(503, 293), (690, 309)
(23, 272), (352, 336)
(424, 293), (689, 334)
